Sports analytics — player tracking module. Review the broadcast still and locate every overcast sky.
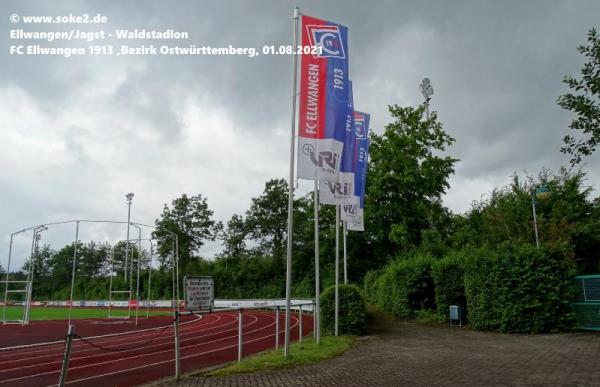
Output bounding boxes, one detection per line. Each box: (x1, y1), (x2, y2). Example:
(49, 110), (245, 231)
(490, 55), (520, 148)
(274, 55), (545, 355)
(1, 0), (599, 271)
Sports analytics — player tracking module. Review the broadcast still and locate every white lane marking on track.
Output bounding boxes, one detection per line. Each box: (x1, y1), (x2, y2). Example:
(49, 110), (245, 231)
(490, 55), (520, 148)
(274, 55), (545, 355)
(0, 313), (236, 373)
(0, 312), (271, 384)
(61, 313), (303, 386)
(1, 312), (282, 385)
(0, 314), (203, 355)
(0, 313), (222, 365)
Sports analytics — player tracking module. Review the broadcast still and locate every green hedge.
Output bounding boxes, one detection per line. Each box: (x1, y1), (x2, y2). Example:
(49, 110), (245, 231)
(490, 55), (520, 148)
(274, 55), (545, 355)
(431, 250), (467, 321)
(362, 270), (381, 305)
(320, 284), (367, 335)
(464, 243), (576, 333)
(368, 254), (435, 318)
(364, 244), (576, 333)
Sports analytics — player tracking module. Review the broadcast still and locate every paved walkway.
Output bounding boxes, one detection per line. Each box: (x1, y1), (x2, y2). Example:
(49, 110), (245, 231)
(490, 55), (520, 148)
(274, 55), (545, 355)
(173, 318), (600, 386)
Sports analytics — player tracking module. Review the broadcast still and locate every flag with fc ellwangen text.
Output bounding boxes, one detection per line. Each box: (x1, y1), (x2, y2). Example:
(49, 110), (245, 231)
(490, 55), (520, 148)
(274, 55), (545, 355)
(297, 14), (350, 182)
(341, 111), (370, 231)
(320, 81), (355, 205)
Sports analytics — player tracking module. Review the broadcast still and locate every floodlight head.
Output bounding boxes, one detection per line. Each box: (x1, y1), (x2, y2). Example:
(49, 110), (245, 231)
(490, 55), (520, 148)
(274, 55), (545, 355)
(34, 225), (48, 233)
(420, 77), (434, 99)
(126, 192), (135, 201)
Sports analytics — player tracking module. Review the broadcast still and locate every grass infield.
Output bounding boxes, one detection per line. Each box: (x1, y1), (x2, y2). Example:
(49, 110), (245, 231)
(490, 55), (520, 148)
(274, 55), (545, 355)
(205, 335), (355, 377)
(1, 306), (169, 320)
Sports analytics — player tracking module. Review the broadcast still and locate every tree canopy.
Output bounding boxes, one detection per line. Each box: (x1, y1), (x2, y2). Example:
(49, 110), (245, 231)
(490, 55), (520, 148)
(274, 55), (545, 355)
(559, 28), (600, 166)
(366, 104), (458, 257)
(244, 178), (289, 260)
(152, 194), (222, 270)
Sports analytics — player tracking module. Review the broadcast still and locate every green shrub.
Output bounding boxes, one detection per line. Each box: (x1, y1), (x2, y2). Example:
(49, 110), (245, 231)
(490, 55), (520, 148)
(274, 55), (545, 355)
(464, 243), (577, 333)
(431, 250), (467, 321)
(293, 276), (315, 298)
(370, 254), (435, 318)
(320, 284), (367, 335)
(463, 247), (503, 331)
(420, 229), (447, 258)
(362, 270), (381, 305)
(374, 269), (395, 312)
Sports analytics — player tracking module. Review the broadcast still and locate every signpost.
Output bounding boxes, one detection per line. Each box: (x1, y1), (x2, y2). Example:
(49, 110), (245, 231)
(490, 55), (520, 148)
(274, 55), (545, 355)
(183, 276), (214, 310)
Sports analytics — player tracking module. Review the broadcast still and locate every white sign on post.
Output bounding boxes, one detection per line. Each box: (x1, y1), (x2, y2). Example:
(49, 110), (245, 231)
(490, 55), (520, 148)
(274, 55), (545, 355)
(184, 276), (214, 310)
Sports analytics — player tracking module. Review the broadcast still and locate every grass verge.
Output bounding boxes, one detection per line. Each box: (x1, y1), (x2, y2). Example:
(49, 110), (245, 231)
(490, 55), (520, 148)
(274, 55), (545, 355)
(2, 306), (169, 320)
(206, 335), (354, 377)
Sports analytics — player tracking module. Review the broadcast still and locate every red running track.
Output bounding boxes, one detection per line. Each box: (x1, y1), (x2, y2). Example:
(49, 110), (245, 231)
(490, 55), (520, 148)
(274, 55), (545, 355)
(0, 313), (198, 348)
(0, 311), (313, 386)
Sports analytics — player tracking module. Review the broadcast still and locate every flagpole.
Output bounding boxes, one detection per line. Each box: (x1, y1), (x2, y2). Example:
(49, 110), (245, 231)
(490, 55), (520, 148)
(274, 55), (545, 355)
(335, 204), (340, 336)
(314, 179), (321, 344)
(284, 5), (300, 358)
(343, 220), (347, 284)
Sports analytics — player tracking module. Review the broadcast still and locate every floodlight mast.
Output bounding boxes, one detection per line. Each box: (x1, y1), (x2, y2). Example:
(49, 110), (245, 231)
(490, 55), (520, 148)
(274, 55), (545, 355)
(420, 77), (434, 121)
(124, 193), (134, 281)
(130, 223), (142, 326)
(420, 77), (434, 155)
(420, 78), (438, 225)
(147, 240), (153, 318)
(129, 224), (141, 299)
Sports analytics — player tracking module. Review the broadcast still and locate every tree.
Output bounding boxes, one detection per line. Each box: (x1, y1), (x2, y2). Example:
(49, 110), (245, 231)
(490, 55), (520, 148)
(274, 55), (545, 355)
(558, 28), (600, 166)
(153, 194), (222, 270)
(244, 179), (289, 260)
(45, 243), (77, 299)
(366, 104), (458, 258)
(21, 244), (52, 280)
(221, 214), (248, 258)
(109, 241), (129, 275)
(452, 168), (600, 273)
(23, 244), (58, 300)
(77, 241), (112, 278)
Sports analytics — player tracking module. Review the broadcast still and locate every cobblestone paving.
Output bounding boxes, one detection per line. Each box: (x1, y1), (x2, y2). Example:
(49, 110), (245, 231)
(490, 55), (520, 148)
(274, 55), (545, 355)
(173, 321), (600, 386)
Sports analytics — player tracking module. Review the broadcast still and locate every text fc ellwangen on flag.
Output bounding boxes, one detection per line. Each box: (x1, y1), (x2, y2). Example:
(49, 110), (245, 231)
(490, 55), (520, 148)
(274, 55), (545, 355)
(296, 14), (370, 231)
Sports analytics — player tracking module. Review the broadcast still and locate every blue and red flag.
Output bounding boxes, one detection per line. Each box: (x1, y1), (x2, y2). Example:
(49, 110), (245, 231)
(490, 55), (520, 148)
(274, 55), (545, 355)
(297, 14), (350, 181)
(342, 111), (370, 231)
(320, 81), (356, 204)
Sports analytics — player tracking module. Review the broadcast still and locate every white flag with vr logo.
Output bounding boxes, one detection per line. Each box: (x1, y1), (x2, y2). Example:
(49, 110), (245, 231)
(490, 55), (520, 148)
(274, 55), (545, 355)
(340, 111), (370, 231)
